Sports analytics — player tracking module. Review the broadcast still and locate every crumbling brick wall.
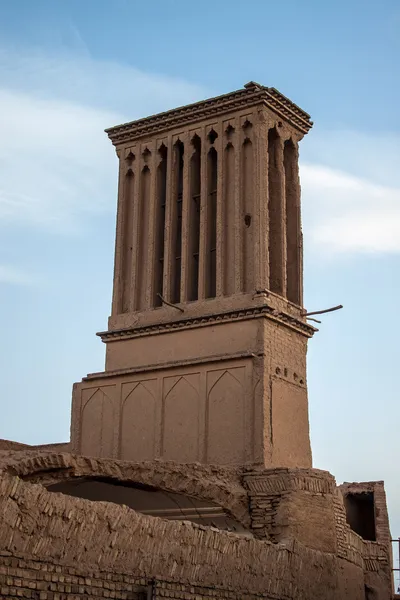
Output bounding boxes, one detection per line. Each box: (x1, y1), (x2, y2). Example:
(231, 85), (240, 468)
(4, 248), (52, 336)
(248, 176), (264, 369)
(339, 481), (391, 547)
(0, 467), (364, 600)
(338, 481), (393, 598)
(243, 467), (337, 552)
(0, 452), (393, 600)
(1, 452), (250, 528)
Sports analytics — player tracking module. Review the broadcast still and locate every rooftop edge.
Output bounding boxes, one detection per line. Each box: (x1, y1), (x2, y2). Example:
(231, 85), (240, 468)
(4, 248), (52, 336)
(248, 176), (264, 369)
(105, 81), (313, 144)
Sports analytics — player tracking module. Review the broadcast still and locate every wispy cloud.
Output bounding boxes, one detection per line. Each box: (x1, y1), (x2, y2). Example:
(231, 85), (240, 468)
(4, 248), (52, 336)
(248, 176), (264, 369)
(0, 47), (209, 232)
(0, 265), (36, 285)
(301, 163), (400, 254)
(0, 46), (207, 117)
(0, 88), (119, 230)
(0, 46), (399, 256)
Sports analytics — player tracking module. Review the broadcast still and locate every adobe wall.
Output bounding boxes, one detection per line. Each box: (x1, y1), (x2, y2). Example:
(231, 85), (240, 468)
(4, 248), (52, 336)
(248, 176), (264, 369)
(338, 481), (393, 598)
(243, 466), (392, 599)
(339, 481), (391, 547)
(244, 467), (337, 552)
(0, 468), (366, 600)
(0, 439), (70, 453)
(0, 552), (365, 600)
(71, 313), (311, 469)
(0, 440), (31, 451)
(0, 452), (393, 599)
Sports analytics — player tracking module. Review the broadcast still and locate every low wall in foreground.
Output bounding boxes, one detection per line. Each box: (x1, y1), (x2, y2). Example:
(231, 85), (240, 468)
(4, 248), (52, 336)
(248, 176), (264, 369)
(0, 452), (393, 600)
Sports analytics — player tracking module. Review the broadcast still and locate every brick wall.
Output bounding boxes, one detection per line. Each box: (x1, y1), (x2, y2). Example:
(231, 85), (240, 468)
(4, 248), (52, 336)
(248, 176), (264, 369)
(1, 452), (249, 528)
(0, 453), (394, 599)
(337, 482), (393, 598)
(0, 551), (148, 599)
(243, 467), (337, 552)
(338, 481), (391, 547)
(0, 469), (364, 600)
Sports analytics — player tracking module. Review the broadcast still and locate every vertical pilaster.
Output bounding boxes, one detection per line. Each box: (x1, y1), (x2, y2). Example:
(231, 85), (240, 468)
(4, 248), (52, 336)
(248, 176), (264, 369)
(233, 118), (242, 293)
(254, 111), (270, 293)
(268, 129), (286, 297)
(299, 231), (304, 307)
(134, 146), (152, 311)
(240, 119), (255, 294)
(111, 150), (125, 315)
(285, 139), (302, 306)
(180, 131), (191, 303)
(198, 126), (207, 300)
(146, 144), (158, 309)
(111, 148), (137, 315)
(162, 135), (174, 302)
(222, 122), (236, 296)
(205, 136), (218, 299)
(215, 123), (223, 297)
(127, 150), (142, 311)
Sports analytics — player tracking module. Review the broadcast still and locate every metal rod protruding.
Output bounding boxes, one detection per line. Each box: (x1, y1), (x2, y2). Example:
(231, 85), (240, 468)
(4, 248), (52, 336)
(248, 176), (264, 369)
(157, 293), (184, 313)
(304, 304), (343, 317)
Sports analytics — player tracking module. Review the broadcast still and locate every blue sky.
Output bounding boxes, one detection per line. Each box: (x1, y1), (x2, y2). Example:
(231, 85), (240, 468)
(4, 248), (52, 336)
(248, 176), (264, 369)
(0, 0), (399, 552)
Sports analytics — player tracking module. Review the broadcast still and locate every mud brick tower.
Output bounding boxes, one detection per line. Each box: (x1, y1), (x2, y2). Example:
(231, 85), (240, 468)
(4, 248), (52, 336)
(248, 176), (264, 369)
(0, 82), (394, 600)
(70, 81), (315, 468)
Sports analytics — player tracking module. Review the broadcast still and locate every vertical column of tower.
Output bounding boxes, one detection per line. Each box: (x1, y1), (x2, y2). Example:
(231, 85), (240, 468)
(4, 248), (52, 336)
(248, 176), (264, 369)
(268, 128), (287, 297)
(233, 119), (242, 294)
(162, 135), (176, 303)
(134, 146), (152, 311)
(284, 139), (302, 306)
(198, 127), (208, 300)
(215, 124), (224, 298)
(152, 142), (168, 307)
(253, 112), (270, 293)
(113, 148), (137, 315)
(174, 140), (184, 304)
(197, 126), (219, 300)
(111, 149), (127, 315)
(222, 121), (236, 296)
(187, 134), (201, 302)
(145, 142), (161, 309)
(206, 130), (218, 299)
(180, 132), (191, 303)
(240, 119), (255, 293)
(182, 132), (202, 304)
(127, 148), (143, 312)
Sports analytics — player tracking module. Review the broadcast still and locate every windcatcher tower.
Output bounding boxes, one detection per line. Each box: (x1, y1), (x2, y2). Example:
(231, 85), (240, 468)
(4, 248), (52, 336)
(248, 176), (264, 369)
(70, 82), (316, 468)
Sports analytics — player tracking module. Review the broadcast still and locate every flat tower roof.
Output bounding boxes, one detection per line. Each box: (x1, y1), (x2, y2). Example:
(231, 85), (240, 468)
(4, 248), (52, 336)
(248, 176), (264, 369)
(106, 81), (313, 144)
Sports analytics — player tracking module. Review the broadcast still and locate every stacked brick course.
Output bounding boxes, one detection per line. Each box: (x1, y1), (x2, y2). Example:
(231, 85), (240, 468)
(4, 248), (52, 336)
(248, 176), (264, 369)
(0, 552), (148, 599)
